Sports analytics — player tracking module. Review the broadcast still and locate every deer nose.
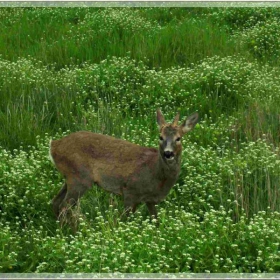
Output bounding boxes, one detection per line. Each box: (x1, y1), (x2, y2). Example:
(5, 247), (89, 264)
(164, 151), (174, 159)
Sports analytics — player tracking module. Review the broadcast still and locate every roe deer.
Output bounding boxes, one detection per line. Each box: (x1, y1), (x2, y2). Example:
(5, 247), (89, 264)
(50, 110), (199, 222)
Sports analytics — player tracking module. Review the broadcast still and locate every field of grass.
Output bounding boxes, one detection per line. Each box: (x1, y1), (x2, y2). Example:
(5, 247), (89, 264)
(1, 7), (280, 273)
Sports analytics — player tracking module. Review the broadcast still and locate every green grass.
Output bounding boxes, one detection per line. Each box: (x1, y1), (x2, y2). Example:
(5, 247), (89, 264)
(0, 8), (238, 69)
(2, 7), (280, 273)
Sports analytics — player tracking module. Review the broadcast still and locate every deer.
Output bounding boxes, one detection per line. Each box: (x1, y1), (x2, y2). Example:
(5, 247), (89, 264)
(49, 110), (199, 225)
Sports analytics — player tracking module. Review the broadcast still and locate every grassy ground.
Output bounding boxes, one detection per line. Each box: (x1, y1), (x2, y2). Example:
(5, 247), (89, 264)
(1, 7), (280, 273)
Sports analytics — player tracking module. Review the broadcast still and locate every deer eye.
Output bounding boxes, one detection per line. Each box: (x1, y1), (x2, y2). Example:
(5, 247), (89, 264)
(176, 137), (181, 142)
(159, 136), (163, 141)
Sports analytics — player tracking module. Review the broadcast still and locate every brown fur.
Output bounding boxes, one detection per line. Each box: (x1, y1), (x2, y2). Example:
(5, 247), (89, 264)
(50, 110), (199, 223)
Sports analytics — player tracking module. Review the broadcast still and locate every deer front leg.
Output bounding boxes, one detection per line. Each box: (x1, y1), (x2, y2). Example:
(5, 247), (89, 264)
(146, 202), (159, 227)
(124, 201), (139, 217)
(123, 193), (139, 218)
(146, 202), (158, 219)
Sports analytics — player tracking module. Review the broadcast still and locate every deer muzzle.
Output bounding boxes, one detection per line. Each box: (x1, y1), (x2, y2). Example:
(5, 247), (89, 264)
(163, 150), (175, 161)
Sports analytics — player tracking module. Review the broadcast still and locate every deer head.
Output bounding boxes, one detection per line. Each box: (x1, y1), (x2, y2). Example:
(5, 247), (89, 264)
(157, 109), (199, 164)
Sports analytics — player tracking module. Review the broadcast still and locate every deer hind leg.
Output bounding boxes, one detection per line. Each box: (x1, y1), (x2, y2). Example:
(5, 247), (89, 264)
(52, 183), (67, 218)
(58, 178), (92, 231)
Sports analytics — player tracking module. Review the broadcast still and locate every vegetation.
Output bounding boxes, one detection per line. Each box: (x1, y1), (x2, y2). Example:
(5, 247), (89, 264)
(1, 7), (280, 273)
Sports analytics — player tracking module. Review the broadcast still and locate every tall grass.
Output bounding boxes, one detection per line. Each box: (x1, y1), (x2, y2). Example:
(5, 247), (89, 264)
(0, 8), (238, 69)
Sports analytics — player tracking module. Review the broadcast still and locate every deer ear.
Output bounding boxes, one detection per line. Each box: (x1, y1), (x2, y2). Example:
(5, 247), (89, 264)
(181, 112), (199, 134)
(157, 109), (166, 128)
(172, 112), (180, 126)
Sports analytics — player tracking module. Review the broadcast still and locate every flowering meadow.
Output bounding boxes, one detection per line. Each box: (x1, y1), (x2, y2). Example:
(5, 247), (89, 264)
(1, 7), (280, 273)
